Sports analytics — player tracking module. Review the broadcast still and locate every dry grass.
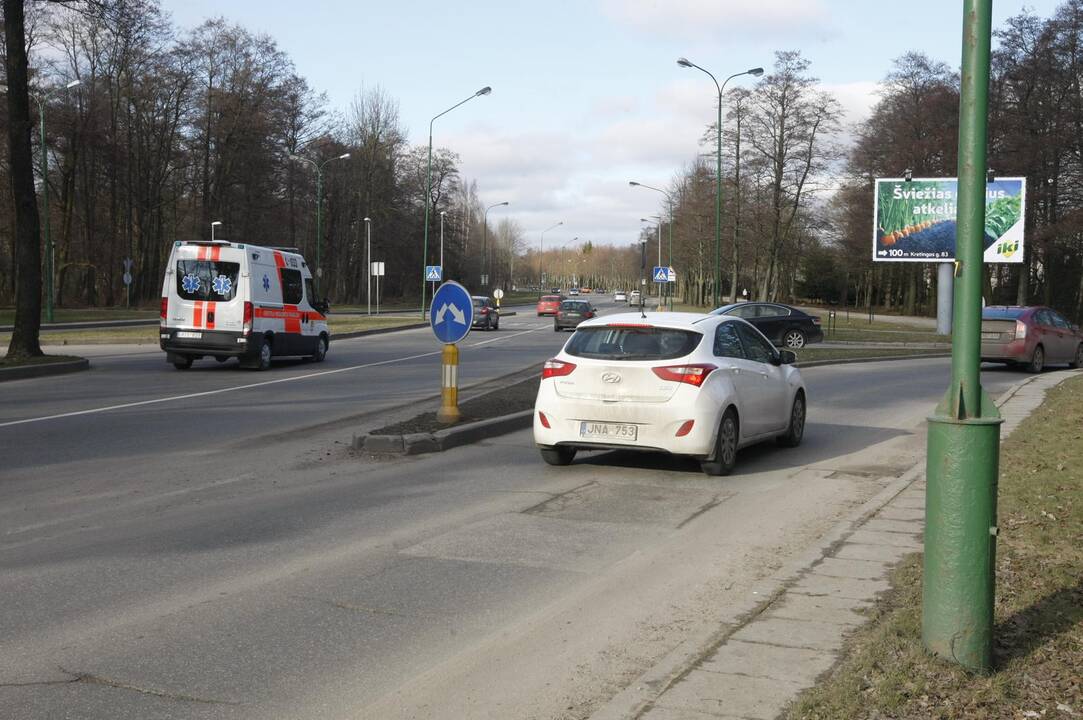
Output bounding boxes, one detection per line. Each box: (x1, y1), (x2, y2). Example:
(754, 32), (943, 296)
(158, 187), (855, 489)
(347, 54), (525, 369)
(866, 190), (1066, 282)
(786, 374), (1083, 720)
(795, 347), (947, 364)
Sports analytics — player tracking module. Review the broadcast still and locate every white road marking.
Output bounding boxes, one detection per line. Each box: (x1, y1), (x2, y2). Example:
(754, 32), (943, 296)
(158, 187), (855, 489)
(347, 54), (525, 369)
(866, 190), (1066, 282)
(1, 327), (545, 429)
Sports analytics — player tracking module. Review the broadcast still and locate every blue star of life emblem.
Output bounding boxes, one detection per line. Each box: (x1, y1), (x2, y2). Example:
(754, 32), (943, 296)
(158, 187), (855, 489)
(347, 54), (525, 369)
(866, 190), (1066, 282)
(182, 274), (201, 293)
(212, 275), (233, 295)
(262, 274), (271, 291)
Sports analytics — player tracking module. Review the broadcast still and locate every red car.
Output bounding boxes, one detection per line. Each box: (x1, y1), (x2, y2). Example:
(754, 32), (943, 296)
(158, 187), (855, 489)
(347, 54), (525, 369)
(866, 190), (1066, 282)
(536, 294), (564, 317)
(981, 305), (1083, 372)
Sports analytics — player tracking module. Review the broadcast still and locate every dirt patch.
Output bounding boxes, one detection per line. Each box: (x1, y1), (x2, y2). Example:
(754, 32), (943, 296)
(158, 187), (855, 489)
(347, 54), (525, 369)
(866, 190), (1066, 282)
(370, 374), (540, 436)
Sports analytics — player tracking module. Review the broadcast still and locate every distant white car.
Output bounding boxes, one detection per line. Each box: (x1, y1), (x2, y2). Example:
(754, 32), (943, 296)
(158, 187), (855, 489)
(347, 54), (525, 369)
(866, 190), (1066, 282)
(614, 291), (627, 302)
(628, 290), (641, 305)
(533, 312), (806, 475)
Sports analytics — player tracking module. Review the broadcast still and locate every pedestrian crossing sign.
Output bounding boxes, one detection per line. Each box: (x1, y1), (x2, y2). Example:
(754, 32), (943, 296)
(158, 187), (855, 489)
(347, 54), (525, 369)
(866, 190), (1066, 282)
(653, 266), (675, 283)
(426, 265), (442, 282)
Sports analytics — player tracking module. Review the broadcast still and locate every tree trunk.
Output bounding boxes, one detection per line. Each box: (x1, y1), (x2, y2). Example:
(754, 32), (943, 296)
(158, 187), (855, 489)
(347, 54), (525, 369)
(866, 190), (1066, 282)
(4, 0), (44, 359)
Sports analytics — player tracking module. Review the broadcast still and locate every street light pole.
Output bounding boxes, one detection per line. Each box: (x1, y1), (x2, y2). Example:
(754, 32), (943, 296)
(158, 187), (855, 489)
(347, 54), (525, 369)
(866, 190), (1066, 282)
(421, 86), (491, 317)
(439, 210), (446, 271)
(482, 201), (509, 289)
(364, 216), (372, 315)
(641, 217), (662, 301)
(922, 0), (1002, 674)
(539, 221), (563, 289)
(290, 151), (350, 296)
(39, 79), (81, 323)
(560, 237), (579, 288)
(630, 181), (675, 308)
(677, 59), (762, 306)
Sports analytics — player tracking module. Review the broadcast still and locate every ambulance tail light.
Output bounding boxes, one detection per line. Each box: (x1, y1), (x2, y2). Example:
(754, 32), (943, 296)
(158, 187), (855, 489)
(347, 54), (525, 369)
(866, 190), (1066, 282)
(243, 301), (253, 335)
(160, 297), (168, 325)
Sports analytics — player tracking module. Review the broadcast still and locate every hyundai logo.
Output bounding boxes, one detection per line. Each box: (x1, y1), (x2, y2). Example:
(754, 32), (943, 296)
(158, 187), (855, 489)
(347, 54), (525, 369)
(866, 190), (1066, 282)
(601, 372), (622, 384)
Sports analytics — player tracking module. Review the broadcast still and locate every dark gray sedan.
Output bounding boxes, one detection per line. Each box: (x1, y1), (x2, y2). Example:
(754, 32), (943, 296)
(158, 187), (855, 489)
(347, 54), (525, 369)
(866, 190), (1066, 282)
(710, 302), (824, 349)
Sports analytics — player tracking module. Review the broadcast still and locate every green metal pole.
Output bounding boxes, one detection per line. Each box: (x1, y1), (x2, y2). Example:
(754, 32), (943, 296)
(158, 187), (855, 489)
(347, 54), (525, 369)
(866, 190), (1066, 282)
(315, 167), (322, 295)
(40, 100), (53, 323)
(922, 0), (1002, 674)
(421, 127), (433, 319)
(714, 90), (722, 308)
(668, 200), (674, 309)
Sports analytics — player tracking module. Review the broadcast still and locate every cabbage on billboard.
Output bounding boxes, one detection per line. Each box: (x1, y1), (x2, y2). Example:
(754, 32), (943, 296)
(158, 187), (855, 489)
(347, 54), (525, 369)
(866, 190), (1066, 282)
(872, 177), (1025, 263)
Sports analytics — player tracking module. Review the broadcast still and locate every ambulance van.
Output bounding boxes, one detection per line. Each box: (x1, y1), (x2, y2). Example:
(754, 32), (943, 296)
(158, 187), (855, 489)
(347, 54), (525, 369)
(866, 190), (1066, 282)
(160, 240), (330, 370)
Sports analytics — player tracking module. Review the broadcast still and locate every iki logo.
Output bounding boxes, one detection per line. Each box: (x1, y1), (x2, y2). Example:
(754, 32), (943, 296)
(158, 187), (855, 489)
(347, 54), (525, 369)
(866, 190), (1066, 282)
(996, 239), (1019, 258)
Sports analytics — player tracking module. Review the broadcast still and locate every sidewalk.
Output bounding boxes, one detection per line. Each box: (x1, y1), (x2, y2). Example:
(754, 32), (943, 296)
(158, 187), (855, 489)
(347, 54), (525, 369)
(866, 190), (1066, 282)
(590, 369), (1080, 720)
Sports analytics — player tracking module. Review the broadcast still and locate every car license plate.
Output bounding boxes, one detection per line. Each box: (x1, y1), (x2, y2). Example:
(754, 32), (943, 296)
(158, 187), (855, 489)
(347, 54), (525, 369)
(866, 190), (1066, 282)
(981, 332), (1000, 340)
(580, 421), (637, 441)
(566, 312), (579, 316)
(177, 331), (202, 339)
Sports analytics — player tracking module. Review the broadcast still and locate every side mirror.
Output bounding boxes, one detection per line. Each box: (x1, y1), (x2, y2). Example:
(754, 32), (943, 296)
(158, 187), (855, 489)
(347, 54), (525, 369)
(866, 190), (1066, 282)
(778, 349), (797, 365)
(315, 299), (330, 314)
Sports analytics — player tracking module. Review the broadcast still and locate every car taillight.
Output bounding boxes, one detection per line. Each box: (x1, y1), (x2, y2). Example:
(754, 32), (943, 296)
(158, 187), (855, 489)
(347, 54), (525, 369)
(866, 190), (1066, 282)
(159, 297), (168, 324)
(1015, 320), (1027, 340)
(542, 359), (576, 379)
(480, 307), (489, 315)
(243, 301), (253, 335)
(584, 311), (594, 318)
(652, 363), (717, 387)
(811, 316), (821, 325)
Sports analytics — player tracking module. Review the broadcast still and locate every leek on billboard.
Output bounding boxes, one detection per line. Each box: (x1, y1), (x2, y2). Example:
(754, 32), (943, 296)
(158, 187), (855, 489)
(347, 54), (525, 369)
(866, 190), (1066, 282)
(872, 177), (1025, 263)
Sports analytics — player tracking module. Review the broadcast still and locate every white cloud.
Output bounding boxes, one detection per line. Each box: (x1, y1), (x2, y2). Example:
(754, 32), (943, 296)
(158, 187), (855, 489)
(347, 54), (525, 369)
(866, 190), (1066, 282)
(601, 0), (831, 41)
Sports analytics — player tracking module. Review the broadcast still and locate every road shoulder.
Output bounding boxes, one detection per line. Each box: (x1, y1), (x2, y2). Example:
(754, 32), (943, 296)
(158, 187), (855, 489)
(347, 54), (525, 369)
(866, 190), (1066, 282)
(588, 369), (1081, 720)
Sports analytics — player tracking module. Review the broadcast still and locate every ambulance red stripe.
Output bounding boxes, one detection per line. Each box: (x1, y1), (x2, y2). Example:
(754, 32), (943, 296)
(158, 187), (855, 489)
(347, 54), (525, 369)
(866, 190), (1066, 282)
(193, 300), (204, 328)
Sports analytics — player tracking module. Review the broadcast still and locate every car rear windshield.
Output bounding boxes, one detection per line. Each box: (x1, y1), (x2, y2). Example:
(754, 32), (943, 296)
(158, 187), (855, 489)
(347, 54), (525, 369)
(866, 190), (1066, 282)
(541, 295), (561, 302)
(565, 326), (702, 360)
(982, 307), (1025, 320)
(176, 260), (240, 301)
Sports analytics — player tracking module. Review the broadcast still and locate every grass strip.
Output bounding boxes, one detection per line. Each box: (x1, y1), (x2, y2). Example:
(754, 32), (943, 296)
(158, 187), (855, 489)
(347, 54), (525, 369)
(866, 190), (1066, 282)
(0, 353), (85, 368)
(785, 374), (1083, 720)
(0, 315), (421, 346)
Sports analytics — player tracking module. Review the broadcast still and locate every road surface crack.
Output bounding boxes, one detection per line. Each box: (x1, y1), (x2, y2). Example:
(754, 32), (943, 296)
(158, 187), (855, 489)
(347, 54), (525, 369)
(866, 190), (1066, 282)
(55, 666), (238, 705)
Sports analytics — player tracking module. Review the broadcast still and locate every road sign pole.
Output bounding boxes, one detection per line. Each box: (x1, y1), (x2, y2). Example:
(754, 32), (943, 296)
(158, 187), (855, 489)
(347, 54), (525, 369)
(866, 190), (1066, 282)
(437, 343), (461, 423)
(923, 0), (1002, 674)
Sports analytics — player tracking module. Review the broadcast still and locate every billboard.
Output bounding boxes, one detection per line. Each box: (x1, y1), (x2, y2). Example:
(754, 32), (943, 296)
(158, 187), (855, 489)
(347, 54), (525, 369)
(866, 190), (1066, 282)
(872, 177), (1025, 263)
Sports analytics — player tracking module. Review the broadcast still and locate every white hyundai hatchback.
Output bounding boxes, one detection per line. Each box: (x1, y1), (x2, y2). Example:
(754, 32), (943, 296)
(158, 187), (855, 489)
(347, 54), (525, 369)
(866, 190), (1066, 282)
(533, 312), (806, 475)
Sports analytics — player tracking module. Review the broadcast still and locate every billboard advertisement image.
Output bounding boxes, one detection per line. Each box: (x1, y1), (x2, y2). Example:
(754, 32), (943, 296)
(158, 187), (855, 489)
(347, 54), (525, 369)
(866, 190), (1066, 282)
(873, 177), (1025, 263)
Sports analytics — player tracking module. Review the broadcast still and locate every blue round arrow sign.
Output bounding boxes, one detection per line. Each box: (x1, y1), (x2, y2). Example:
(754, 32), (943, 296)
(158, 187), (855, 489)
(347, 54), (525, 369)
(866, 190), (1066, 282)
(429, 280), (474, 344)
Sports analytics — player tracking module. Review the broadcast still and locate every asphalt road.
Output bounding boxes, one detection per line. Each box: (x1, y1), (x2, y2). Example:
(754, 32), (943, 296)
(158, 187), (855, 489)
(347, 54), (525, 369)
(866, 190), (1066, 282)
(0, 302), (1044, 719)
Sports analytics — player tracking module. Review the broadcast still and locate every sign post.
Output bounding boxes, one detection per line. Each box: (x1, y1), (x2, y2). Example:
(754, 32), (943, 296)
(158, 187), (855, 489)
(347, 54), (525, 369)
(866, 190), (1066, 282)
(922, 0), (1003, 674)
(372, 262), (385, 315)
(122, 258), (134, 308)
(492, 287), (504, 310)
(429, 280), (473, 424)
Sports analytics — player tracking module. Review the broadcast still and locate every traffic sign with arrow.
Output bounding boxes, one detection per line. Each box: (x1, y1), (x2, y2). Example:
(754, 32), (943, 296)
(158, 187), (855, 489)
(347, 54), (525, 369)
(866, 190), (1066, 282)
(429, 280), (473, 344)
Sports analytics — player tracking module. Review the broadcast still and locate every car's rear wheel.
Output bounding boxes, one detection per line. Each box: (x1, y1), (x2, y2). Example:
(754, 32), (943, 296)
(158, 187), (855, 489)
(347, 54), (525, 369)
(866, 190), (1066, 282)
(255, 337), (273, 371)
(783, 329), (807, 349)
(1070, 344), (1082, 369)
(173, 356), (193, 370)
(554, 321), (561, 332)
(1027, 344), (1045, 374)
(777, 392), (806, 447)
(700, 408), (738, 476)
(540, 446), (576, 466)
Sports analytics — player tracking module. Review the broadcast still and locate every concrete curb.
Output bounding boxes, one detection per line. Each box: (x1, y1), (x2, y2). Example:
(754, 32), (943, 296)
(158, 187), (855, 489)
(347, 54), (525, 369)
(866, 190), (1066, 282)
(358, 409), (534, 455)
(796, 352), (949, 368)
(333, 322), (428, 341)
(0, 357), (89, 383)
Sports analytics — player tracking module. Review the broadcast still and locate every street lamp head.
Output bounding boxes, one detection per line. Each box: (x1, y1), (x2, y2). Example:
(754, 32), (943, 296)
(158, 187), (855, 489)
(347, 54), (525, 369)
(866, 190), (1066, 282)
(476, 86), (492, 96)
(363, 216), (371, 222)
(677, 57), (693, 68)
(337, 153), (351, 160)
(440, 210), (447, 216)
(747, 67), (764, 77)
(499, 201), (509, 207)
(65, 79), (82, 89)
(629, 181), (640, 187)
(211, 221), (222, 227)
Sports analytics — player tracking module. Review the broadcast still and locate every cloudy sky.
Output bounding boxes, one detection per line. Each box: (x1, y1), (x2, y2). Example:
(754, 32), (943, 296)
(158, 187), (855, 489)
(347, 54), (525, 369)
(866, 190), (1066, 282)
(164, 0), (1060, 251)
